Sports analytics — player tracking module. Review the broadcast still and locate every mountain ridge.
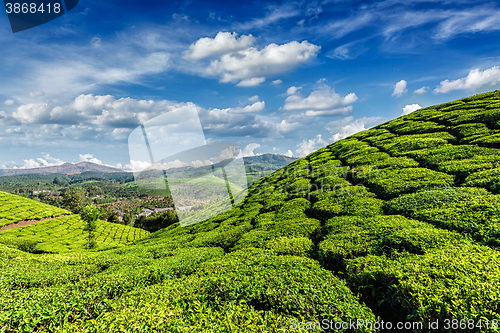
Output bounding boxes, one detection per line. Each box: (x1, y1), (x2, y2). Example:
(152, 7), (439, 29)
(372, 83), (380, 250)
(0, 161), (124, 176)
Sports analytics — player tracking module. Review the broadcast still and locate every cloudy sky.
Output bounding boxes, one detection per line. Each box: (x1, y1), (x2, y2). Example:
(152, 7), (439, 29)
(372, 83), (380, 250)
(1, 0), (500, 171)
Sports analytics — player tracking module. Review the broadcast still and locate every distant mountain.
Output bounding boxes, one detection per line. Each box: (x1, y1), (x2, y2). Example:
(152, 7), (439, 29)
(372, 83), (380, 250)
(0, 154), (296, 178)
(0, 162), (124, 177)
(243, 153), (297, 166)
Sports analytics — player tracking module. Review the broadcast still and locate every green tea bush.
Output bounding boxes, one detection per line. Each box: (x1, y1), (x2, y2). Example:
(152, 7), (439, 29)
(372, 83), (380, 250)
(375, 132), (456, 156)
(266, 236), (314, 257)
(356, 167), (455, 199)
(386, 188), (500, 245)
(347, 244), (500, 322)
(391, 121), (446, 135)
(193, 249), (377, 325)
(319, 215), (464, 270)
(311, 194), (384, 220)
(470, 133), (500, 148)
(453, 123), (492, 140)
(464, 167), (500, 193)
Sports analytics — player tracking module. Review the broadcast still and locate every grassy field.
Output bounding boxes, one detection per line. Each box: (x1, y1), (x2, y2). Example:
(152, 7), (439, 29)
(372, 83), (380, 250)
(2, 91), (500, 331)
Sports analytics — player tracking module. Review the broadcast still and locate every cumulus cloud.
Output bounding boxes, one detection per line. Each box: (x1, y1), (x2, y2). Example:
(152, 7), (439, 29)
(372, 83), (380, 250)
(122, 160), (152, 173)
(434, 66), (500, 94)
(0, 94), (295, 151)
(284, 150), (294, 157)
(283, 84), (357, 116)
(287, 86), (300, 95)
(13, 153), (65, 169)
(214, 101), (265, 114)
(79, 153), (103, 164)
(295, 134), (328, 157)
(184, 32), (255, 60)
(205, 40), (320, 85)
(242, 143), (261, 157)
(3, 94), (197, 128)
(236, 77), (266, 87)
(326, 116), (385, 142)
(271, 79), (283, 85)
(4, 99), (14, 106)
(413, 86), (429, 94)
(392, 80), (408, 97)
(248, 95), (259, 103)
(402, 104), (422, 115)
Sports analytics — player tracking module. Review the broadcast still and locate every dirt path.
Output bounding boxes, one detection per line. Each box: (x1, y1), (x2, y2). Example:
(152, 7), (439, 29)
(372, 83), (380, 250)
(0, 215), (69, 232)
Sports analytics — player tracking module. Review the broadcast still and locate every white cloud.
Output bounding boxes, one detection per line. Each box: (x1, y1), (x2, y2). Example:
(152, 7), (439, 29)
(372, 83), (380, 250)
(216, 101), (265, 114)
(184, 32), (255, 60)
(91, 37), (101, 48)
(402, 104), (422, 115)
(276, 119), (300, 133)
(205, 40), (320, 84)
(13, 153), (65, 169)
(237, 77), (266, 87)
(287, 86), (300, 95)
(4, 99), (14, 106)
(284, 149), (294, 157)
(79, 153), (103, 164)
(283, 84), (357, 116)
(271, 79), (283, 85)
(122, 160), (152, 173)
(434, 8), (500, 40)
(296, 134), (328, 157)
(434, 66), (500, 94)
(29, 90), (45, 97)
(392, 80), (408, 97)
(242, 143), (261, 157)
(234, 4), (301, 30)
(413, 86), (429, 94)
(4, 94), (198, 128)
(191, 159), (212, 168)
(12, 103), (50, 124)
(30, 51), (170, 97)
(326, 116), (385, 142)
(5, 127), (23, 134)
(248, 95), (259, 103)
(325, 39), (368, 60)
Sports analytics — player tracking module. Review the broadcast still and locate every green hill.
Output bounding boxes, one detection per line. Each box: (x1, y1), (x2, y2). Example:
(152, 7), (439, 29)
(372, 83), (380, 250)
(0, 191), (70, 227)
(3, 91), (500, 331)
(0, 192), (149, 253)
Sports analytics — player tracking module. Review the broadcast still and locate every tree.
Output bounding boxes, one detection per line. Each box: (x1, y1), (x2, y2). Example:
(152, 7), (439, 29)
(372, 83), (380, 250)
(62, 188), (87, 214)
(81, 205), (101, 249)
(123, 213), (134, 226)
(108, 213), (120, 224)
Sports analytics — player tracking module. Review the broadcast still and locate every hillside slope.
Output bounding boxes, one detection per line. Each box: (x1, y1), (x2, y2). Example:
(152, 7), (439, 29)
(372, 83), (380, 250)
(0, 191), (70, 227)
(0, 192), (149, 253)
(2, 91), (500, 332)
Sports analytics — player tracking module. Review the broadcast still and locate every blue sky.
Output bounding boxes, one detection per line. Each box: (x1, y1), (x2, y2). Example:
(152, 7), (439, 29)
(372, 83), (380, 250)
(1, 0), (500, 171)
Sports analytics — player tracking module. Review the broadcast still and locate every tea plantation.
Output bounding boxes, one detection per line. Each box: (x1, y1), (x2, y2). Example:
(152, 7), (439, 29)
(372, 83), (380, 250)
(3, 91), (500, 332)
(0, 191), (69, 227)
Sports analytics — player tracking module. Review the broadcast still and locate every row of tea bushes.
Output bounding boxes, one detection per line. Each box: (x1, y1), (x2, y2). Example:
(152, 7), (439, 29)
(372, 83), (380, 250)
(318, 214), (500, 323)
(0, 215), (150, 253)
(60, 249), (376, 332)
(385, 187), (500, 246)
